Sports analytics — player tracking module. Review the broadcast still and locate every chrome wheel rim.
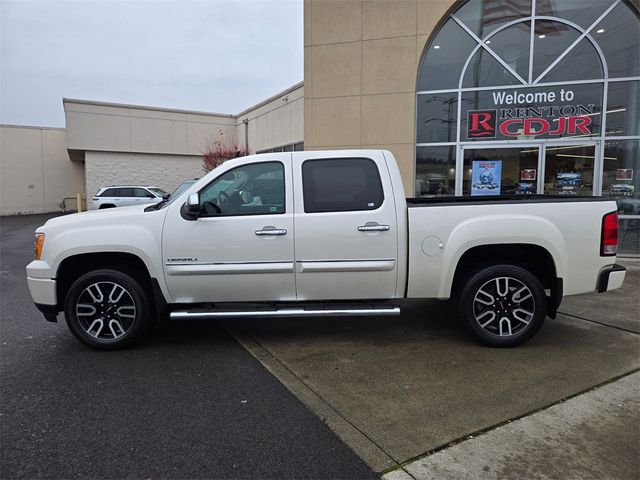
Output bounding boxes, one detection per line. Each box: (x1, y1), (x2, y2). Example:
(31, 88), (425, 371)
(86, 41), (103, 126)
(472, 276), (535, 337)
(76, 282), (136, 340)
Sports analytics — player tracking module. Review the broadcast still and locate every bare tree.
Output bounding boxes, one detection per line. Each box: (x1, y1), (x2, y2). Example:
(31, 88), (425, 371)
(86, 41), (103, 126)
(202, 128), (248, 172)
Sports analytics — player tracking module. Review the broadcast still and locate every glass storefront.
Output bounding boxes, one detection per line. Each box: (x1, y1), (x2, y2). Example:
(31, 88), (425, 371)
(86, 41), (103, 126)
(416, 0), (640, 255)
(462, 147), (539, 195)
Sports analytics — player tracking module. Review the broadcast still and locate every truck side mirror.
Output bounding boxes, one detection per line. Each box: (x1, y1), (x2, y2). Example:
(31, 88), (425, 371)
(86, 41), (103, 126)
(185, 192), (201, 216)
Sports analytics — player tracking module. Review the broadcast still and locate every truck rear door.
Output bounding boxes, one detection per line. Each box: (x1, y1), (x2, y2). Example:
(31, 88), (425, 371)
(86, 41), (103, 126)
(292, 151), (398, 300)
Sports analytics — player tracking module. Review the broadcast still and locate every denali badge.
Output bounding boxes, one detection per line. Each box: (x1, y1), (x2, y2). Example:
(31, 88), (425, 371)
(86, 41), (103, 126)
(167, 257), (198, 262)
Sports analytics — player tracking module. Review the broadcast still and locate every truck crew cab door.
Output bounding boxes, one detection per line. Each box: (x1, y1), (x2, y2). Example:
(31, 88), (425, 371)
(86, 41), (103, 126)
(293, 151), (399, 300)
(162, 155), (295, 303)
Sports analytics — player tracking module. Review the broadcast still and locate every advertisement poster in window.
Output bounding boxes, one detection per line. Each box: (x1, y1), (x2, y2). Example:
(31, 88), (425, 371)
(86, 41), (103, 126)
(616, 169), (633, 181)
(521, 168), (537, 181)
(556, 172), (582, 188)
(471, 160), (502, 196)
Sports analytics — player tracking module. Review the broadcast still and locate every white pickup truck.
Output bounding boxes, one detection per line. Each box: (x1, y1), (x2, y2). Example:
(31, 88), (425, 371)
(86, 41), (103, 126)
(26, 150), (626, 349)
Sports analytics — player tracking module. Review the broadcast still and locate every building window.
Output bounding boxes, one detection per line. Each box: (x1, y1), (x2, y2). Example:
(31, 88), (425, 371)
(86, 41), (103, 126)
(416, 146), (456, 196)
(416, 0), (640, 253)
(257, 142), (304, 154)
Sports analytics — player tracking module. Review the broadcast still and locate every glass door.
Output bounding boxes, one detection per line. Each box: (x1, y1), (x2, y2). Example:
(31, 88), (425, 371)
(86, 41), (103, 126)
(462, 146), (541, 196)
(542, 143), (597, 196)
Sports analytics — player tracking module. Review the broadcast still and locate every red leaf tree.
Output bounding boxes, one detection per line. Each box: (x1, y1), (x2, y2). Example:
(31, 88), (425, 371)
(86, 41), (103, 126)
(202, 128), (248, 172)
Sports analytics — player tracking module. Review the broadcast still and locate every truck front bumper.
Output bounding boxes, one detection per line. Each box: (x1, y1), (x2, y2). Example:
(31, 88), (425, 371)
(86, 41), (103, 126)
(26, 260), (59, 322)
(597, 264), (627, 293)
(27, 276), (57, 305)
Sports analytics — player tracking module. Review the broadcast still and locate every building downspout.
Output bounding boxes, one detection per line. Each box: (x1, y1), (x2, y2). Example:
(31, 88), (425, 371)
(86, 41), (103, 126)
(242, 118), (249, 153)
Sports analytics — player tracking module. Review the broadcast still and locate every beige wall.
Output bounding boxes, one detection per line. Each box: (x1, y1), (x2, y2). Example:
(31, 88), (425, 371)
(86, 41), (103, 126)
(3, 84), (303, 217)
(85, 151), (203, 202)
(64, 94), (304, 211)
(0, 125), (84, 215)
(64, 100), (238, 156)
(236, 83), (304, 153)
(304, 0), (456, 195)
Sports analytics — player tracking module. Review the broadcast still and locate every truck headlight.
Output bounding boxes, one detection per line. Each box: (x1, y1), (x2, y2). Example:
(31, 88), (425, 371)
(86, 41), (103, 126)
(34, 233), (45, 260)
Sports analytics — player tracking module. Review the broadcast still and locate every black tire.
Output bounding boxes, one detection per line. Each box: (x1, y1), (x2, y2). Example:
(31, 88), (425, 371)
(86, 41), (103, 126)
(99, 204), (116, 209)
(64, 269), (151, 349)
(457, 264), (546, 347)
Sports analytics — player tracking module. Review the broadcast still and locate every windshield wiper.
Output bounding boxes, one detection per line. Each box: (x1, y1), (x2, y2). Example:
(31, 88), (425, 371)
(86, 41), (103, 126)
(145, 199), (168, 211)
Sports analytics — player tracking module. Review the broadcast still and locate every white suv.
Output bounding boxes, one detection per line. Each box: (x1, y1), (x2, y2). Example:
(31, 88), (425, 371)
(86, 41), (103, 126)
(91, 186), (167, 209)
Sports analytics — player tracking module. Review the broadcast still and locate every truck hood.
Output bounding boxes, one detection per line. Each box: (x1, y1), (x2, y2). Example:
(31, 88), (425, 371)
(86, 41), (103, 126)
(36, 204), (156, 233)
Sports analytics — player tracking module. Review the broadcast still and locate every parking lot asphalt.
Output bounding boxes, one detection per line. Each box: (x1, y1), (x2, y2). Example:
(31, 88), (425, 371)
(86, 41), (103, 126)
(0, 214), (376, 479)
(227, 271), (640, 473)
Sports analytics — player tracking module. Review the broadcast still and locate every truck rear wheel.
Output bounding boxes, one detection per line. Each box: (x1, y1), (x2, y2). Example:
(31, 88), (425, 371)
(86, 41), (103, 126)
(458, 264), (546, 347)
(64, 269), (151, 349)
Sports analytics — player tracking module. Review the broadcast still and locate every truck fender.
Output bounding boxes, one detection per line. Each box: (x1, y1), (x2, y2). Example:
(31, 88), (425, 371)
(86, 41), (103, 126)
(48, 225), (173, 303)
(438, 214), (567, 298)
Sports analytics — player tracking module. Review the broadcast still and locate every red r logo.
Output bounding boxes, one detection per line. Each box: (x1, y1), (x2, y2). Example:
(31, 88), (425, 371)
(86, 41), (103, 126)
(467, 110), (496, 138)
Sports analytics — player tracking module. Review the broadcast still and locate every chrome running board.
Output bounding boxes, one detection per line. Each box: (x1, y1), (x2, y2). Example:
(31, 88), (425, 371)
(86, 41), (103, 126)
(170, 306), (400, 320)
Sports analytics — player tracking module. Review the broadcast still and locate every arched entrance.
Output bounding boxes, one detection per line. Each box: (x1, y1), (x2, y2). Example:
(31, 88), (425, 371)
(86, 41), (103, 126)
(415, 0), (639, 254)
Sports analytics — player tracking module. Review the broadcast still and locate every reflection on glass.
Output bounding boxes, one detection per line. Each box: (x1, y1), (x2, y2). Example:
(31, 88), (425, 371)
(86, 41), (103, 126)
(463, 47), (522, 88)
(540, 0), (614, 30)
(532, 20), (580, 81)
(417, 20), (477, 91)
(543, 145), (595, 196)
(462, 147), (538, 195)
(593, 2), (640, 78)
(455, 0), (531, 38)
(605, 82), (639, 137)
(416, 93), (458, 143)
(540, 39), (603, 83)
(482, 21), (530, 82)
(462, 17), (531, 88)
(602, 140), (640, 212)
(415, 146), (456, 197)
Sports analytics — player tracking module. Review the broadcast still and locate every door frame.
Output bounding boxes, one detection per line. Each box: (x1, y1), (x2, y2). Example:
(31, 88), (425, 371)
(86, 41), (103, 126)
(457, 139), (600, 195)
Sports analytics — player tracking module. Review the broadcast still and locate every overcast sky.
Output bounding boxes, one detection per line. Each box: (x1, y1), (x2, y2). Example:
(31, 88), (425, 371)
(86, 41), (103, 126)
(0, 0), (303, 127)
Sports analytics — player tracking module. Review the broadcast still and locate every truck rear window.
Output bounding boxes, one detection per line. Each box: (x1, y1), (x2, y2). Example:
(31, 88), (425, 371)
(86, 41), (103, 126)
(302, 158), (384, 213)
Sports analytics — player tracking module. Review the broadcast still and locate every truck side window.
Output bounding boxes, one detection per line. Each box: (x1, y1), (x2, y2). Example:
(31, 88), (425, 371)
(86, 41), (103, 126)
(199, 162), (285, 217)
(302, 158), (384, 213)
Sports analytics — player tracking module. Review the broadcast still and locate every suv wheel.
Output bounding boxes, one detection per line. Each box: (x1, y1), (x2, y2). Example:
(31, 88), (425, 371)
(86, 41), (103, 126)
(458, 264), (546, 347)
(64, 269), (151, 349)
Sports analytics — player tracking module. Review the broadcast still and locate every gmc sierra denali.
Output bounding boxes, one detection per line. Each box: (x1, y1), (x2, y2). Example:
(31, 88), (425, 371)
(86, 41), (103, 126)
(26, 150), (626, 349)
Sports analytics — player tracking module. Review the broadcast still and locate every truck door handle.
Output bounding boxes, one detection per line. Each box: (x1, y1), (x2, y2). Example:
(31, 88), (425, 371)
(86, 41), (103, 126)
(357, 224), (390, 232)
(255, 228), (287, 236)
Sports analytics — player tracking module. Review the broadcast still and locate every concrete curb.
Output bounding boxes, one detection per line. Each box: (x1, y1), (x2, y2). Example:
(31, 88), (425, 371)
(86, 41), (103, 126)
(382, 371), (640, 480)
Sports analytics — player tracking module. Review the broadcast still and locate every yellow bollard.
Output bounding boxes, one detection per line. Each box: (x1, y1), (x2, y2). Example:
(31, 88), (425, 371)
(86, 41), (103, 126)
(77, 193), (82, 212)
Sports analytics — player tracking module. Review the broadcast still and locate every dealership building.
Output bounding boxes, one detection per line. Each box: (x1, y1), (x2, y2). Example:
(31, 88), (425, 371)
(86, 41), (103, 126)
(1, 0), (638, 253)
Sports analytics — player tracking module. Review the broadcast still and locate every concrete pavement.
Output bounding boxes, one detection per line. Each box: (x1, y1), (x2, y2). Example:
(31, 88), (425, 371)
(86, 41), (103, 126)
(227, 260), (640, 475)
(560, 259), (639, 333)
(383, 372), (639, 480)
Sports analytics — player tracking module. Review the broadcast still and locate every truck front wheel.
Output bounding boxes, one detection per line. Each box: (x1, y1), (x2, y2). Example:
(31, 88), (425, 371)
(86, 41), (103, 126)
(63, 269), (151, 349)
(458, 264), (546, 347)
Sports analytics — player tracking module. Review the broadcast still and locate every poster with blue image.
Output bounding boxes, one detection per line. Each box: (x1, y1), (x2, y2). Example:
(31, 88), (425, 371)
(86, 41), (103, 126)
(471, 160), (502, 196)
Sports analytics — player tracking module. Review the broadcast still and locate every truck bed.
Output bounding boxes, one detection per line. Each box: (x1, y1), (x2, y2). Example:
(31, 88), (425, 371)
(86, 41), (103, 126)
(407, 194), (604, 207)
(405, 195), (618, 299)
